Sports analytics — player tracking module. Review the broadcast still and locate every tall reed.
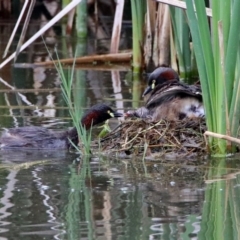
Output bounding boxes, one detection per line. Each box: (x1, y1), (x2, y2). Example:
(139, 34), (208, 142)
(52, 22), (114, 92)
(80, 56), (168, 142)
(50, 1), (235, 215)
(169, 7), (196, 79)
(185, 0), (240, 154)
(131, 0), (146, 72)
(76, 0), (87, 37)
(55, 53), (92, 154)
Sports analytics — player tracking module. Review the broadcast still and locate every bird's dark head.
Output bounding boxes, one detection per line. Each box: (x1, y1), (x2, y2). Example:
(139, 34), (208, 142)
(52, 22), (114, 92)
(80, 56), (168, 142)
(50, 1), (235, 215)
(143, 67), (179, 96)
(81, 104), (122, 129)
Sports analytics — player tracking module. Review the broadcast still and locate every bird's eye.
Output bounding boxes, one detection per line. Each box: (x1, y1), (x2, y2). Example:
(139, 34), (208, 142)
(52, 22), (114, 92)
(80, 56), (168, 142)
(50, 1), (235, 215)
(108, 110), (114, 118)
(151, 79), (156, 89)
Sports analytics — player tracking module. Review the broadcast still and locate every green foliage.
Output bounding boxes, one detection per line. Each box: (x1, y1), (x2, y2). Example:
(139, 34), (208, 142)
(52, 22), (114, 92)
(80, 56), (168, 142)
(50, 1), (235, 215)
(169, 7), (194, 79)
(98, 121), (112, 138)
(55, 52), (92, 154)
(131, 0), (146, 72)
(76, 0), (87, 38)
(185, 0), (240, 154)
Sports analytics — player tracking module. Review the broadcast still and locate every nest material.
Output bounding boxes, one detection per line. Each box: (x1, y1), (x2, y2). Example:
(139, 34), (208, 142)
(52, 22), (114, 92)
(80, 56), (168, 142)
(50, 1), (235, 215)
(100, 118), (207, 158)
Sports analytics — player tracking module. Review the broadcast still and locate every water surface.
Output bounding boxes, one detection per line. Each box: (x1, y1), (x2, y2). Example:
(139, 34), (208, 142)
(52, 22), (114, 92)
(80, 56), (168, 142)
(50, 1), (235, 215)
(0, 15), (240, 240)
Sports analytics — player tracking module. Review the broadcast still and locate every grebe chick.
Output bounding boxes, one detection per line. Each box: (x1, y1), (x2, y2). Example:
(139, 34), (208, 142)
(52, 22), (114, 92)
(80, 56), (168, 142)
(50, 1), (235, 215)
(0, 104), (122, 149)
(143, 66), (179, 97)
(127, 80), (204, 121)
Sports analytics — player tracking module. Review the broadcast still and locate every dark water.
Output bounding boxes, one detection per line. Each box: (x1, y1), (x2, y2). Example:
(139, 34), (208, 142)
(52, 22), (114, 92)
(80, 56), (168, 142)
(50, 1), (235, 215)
(1, 152), (240, 240)
(0, 15), (240, 240)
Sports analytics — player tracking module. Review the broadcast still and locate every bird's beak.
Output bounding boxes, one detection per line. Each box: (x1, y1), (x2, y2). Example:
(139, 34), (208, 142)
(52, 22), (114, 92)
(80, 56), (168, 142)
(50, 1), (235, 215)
(112, 111), (123, 118)
(142, 86), (152, 96)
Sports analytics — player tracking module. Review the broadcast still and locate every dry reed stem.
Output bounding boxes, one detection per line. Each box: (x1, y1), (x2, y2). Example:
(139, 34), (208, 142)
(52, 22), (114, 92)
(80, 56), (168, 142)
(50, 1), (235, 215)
(34, 52), (132, 66)
(204, 131), (240, 145)
(0, 0), (83, 69)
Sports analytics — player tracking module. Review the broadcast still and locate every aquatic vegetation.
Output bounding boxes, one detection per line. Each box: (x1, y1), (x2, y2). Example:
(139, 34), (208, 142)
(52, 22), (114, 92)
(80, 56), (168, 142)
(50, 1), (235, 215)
(185, 0), (240, 154)
(131, 0), (146, 72)
(54, 53), (93, 154)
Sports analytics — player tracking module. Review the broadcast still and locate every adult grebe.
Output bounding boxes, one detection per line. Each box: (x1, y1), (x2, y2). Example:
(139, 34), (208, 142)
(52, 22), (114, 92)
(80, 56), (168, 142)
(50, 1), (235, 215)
(0, 103), (122, 149)
(127, 80), (204, 121)
(143, 67), (179, 97)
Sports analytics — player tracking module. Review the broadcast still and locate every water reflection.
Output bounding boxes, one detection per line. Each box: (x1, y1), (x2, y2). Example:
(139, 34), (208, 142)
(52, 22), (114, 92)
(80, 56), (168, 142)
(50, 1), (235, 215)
(0, 66), (131, 129)
(1, 7), (240, 240)
(0, 37), (135, 238)
(0, 170), (16, 236)
(199, 158), (240, 240)
(0, 145), (240, 239)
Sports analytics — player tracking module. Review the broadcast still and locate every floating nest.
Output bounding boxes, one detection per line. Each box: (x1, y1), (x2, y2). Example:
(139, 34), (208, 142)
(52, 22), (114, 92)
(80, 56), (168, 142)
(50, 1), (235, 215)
(99, 118), (207, 159)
